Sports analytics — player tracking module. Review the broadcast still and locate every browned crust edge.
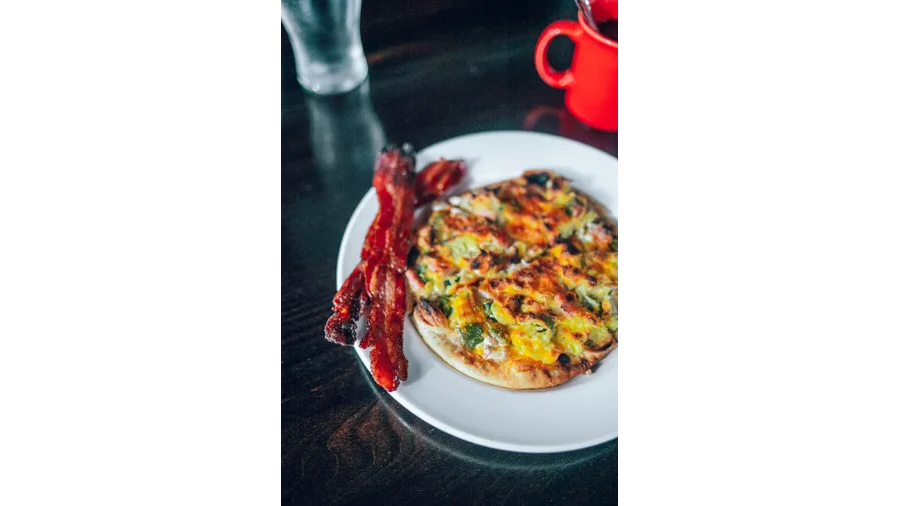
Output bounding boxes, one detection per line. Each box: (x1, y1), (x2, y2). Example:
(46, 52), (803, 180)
(412, 301), (617, 390)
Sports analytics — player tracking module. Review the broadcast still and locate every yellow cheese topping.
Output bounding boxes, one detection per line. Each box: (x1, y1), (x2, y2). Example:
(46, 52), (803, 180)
(409, 171), (618, 364)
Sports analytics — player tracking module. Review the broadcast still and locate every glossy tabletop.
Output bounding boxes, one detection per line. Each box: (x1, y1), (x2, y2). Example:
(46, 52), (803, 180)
(282, 1), (618, 503)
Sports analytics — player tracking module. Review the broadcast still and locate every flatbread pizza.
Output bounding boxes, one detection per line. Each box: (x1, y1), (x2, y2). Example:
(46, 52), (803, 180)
(406, 170), (618, 389)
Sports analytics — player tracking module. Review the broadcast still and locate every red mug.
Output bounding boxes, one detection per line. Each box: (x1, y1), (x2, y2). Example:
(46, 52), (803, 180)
(534, 12), (618, 132)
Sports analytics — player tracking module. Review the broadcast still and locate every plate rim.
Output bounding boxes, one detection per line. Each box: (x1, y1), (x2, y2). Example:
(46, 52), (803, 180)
(335, 130), (618, 453)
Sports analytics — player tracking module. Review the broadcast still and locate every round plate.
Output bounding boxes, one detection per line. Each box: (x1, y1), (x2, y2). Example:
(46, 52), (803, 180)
(336, 131), (618, 453)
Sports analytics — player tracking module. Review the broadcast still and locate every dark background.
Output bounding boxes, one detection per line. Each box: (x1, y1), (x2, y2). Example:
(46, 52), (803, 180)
(282, 1), (618, 504)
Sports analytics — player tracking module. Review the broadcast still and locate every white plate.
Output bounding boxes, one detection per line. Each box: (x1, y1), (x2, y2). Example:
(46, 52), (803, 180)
(336, 131), (618, 453)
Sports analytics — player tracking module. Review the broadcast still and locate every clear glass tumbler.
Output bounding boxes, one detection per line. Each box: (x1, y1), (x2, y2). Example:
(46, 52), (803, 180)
(281, 0), (368, 95)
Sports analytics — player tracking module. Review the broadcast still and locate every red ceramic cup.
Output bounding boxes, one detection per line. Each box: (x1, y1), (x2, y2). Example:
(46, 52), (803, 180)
(534, 12), (618, 132)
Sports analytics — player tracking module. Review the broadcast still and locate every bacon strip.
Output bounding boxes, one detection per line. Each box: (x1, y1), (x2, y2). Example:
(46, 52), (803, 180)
(365, 265), (408, 390)
(415, 158), (466, 206)
(324, 148), (466, 391)
(323, 265), (365, 345)
(359, 147), (415, 389)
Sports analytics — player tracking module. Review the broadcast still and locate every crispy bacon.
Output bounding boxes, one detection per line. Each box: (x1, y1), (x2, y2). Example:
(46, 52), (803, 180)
(359, 146), (415, 390)
(415, 158), (466, 206)
(324, 146), (466, 391)
(324, 265), (365, 345)
(364, 264), (408, 390)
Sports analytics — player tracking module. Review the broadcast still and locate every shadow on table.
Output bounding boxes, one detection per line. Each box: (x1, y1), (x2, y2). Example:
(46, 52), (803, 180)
(282, 80), (388, 269)
(355, 356), (617, 470)
(524, 106), (618, 158)
(304, 79), (387, 181)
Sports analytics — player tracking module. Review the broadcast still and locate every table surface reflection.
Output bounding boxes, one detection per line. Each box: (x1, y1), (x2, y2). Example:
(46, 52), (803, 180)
(282, 1), (617, 503)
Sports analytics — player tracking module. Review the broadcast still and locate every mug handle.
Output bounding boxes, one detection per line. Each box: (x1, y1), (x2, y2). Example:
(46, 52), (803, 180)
(534, 20), (583, 89)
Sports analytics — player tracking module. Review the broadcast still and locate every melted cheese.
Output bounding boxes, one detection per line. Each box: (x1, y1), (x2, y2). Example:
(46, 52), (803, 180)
(410, 170), (618, 365)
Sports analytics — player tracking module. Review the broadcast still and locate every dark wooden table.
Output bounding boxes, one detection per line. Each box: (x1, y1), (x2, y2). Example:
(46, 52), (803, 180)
(282, 1), (617, 504)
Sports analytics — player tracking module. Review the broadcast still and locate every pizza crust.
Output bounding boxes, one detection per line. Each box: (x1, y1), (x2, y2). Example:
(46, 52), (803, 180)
(412, 301), (617, 390)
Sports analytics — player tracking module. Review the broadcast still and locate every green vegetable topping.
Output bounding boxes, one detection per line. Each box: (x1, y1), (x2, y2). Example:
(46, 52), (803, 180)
(575, 285), (601, 313)
(483, 300), (497, 321)
(461, 323), (484, 349)
(606, 315), (618, 332)
(486, 322), (508, 342)
(416, 264), (430, 283)
(538, 313), (555, 329)
(437, 296), (453, 317)
(444, 236), (481, 260)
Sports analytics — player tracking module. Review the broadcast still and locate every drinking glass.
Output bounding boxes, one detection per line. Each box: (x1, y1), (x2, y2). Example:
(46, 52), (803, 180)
(281, 0), (368, 95)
